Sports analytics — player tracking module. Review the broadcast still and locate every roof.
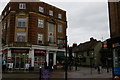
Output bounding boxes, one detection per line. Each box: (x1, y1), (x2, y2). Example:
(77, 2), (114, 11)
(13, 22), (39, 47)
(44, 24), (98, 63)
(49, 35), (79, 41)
(73, 38), (101, 52)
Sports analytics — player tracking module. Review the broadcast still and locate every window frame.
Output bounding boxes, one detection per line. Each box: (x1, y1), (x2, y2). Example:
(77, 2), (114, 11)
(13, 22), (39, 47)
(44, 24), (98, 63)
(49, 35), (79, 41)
(48, 23), (54, 43)
(49, 10), (53, 16)
(17, 17), (26, 28)
(16, 32), (26, 42)
(38, 18), (44, 28)
(19, 3), (26, 9)
(58, 24), (62, 33)
(38, 34), (43, 44)
(58, 13), (62, 19)
(39, 6), (44, 13)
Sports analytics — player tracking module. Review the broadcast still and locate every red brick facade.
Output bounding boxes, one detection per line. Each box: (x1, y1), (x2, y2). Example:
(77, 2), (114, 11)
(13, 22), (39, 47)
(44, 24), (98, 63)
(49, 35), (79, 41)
(1, 2), (67, 46)
(108, 2), (120, 38)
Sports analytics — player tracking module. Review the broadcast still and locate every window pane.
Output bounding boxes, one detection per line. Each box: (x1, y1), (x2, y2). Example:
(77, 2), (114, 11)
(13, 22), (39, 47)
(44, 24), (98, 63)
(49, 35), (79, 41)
(19, 3), (26, 9)
(49, 10), (53, 16)
(38, 19), (44, 28)
(58, 24), (62, 33)
(48, 23), (54, 43)
(18, 18), (26, 27)
(16, 32), (26, 42)
(58, 14), (62, 19)
(49, 23), (54, 33)
(39, 6), (44, 13)
(49, 36), (54, 43)
(38, 34), (43, 44)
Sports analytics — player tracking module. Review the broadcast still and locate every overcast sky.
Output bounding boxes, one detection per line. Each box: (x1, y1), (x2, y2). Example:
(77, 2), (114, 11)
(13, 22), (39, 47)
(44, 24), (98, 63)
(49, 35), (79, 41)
(0, 0), (110, 46)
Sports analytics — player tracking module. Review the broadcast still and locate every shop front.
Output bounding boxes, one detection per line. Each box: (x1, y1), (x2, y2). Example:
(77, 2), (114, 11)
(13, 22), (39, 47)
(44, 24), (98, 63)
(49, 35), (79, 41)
(107, 37), (120, 79)
(11, 49), (29, 69)
(34, 49), (46, 70)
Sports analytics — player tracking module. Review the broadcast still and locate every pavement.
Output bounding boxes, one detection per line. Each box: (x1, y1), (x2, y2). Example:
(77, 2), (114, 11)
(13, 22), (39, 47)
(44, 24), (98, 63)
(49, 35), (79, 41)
(1, 67), (113, 80)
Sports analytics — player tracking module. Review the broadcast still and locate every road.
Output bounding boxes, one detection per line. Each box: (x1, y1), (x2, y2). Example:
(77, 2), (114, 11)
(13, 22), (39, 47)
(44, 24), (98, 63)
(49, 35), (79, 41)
(2, 67), (113, 80)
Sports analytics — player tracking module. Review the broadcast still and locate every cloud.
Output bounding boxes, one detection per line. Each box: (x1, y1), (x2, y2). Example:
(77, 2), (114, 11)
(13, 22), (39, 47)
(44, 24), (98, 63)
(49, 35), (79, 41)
(0, 1), (110, 46)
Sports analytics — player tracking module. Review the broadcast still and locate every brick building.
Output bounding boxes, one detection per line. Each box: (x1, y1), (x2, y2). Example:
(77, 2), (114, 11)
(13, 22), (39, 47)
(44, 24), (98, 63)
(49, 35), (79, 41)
(107, 2), (120, 78)
(73, 38), (102, 67)
(1, 1), (67, 70)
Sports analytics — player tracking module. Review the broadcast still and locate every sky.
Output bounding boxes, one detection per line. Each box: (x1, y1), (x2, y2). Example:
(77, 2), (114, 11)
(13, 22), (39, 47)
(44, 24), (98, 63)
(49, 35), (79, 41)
(0, 0), (110, 46)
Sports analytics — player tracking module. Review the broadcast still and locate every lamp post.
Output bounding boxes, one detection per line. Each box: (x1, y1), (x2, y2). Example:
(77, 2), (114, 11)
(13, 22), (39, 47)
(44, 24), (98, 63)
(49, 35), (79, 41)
(58, 36), (68, 80)
(65, 36), (68, 80)
(90, 52), (94, 74)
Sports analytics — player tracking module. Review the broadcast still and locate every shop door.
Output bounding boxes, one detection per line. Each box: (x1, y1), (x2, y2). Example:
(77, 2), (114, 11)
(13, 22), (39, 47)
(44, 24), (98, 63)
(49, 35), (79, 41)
(49, 53), (53, 67)
(15, 56), (24, 69)
(15, 53), (28, 69)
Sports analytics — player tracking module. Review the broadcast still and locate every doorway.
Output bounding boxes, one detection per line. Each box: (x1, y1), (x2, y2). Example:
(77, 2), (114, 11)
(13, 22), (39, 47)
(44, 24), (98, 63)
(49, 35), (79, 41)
(12, 53), (28, 69)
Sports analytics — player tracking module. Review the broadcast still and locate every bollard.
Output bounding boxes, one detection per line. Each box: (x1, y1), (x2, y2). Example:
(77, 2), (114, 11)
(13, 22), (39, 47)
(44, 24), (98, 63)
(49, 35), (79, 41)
(39, 66), (41, 80)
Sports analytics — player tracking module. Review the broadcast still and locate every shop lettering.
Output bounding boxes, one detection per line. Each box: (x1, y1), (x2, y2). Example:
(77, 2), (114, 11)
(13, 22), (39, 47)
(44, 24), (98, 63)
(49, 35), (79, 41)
(35, 50), (46, 54)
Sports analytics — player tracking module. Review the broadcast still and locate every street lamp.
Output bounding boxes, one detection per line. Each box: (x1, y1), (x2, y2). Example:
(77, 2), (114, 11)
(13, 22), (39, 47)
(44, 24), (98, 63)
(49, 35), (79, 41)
(65, 36), (68, 80)
(57, 36), (68, 80)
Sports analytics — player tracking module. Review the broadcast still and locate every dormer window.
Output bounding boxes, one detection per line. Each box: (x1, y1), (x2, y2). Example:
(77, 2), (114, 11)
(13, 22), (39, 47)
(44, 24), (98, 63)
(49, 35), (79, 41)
(39, 6), (44, 13)
(49, 10), (53, 16)
(58, 13), (62, 19)
(19, 3), (26, 9)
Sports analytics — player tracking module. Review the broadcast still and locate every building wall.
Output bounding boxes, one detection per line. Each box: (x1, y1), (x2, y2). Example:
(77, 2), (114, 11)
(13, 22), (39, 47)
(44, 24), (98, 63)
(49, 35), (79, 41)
(1, 2), (67, 46)
(108, 2), (120, 38)
(1, 1), (67, 69)
(75, 42), (102, 66)
(94, 42), (102, 65)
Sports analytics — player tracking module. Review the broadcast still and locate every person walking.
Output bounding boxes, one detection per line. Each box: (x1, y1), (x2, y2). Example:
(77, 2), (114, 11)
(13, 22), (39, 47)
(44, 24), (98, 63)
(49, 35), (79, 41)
(97, 66), (100, 74)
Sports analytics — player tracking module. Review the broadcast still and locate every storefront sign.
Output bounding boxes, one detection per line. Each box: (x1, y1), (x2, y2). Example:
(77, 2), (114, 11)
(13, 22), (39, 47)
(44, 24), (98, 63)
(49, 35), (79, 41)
(34, 49), (46, 54)
(2, 49), (9, 54)
(114, 67), (120, 75)
(11, 49), (29, 53)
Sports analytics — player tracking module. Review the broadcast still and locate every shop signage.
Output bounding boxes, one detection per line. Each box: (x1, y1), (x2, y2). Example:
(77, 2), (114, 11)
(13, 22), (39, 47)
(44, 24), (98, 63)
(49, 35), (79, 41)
(34, 49), (46, 54)
(114, 67), (120, 75)
(11, 49), (29, 53)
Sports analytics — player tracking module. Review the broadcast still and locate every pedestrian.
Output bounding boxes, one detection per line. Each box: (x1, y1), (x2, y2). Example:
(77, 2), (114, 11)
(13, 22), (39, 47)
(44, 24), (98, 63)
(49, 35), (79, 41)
(44, 61), (47, 69)
(25, 63), (29, 71)
(97, 66), (100, 74)
(7, 63), (10, 72)
(9, 62), (13, 72)
(2, 60), (6, 73)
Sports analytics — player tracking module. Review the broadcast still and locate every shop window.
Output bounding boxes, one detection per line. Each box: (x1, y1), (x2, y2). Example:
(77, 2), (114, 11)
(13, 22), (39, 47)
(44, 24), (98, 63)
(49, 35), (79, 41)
(16, 32), (26, 42)
(87, 51), (89, 56)
(17, 18), (26, 27)
(19, 3), (26, 9)
(38, 18), (44, 28)
(82, 57), (86, 62)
